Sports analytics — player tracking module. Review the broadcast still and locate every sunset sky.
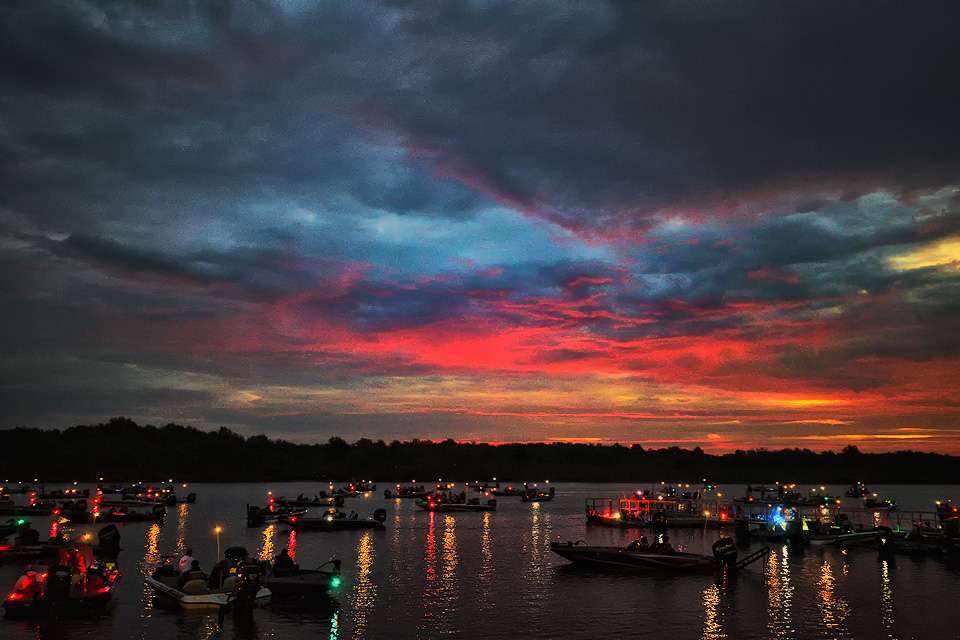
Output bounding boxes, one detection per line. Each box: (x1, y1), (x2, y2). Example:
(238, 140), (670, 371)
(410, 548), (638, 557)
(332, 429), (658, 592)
(2, 2), (959, 450)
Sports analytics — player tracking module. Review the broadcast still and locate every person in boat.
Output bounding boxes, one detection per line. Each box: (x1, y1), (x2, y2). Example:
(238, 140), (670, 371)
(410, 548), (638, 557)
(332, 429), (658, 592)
(46, 560), (72, 601)
(15, 521), (40, 546)
(653, 534), (674, 553)
(348, 510), (358, 520)
(152, 557), (180, 579)
(207, 557), (234, 589)
(48, 528), (66, 545)
(13, 566), (43, 600)
(626, 535), (650, 551)
(178, 547), (195, 573)
(273, 548), (295, 575)
(178, 559), (207, 590)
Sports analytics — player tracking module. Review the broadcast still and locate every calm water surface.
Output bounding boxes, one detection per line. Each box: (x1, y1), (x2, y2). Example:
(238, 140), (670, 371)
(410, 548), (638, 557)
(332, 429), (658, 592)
(2, 483), (959, 639)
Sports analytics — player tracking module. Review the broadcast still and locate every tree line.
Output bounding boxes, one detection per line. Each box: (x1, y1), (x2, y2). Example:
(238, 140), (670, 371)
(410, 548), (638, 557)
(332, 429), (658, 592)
(1, 417), (957, 483)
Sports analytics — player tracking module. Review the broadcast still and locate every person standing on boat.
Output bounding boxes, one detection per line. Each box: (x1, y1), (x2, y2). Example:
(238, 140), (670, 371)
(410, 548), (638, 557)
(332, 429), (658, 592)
(178, 547), (195, 573)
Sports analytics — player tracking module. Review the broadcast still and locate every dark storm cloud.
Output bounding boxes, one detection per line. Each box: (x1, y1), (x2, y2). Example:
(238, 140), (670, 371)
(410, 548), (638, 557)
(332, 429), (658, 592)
(3, 1), (959, 237)
(374, 1), (960, 231)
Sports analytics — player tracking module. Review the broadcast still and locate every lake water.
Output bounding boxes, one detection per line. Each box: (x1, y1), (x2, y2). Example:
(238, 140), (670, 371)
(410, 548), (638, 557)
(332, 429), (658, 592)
(2, 482), (959, 639)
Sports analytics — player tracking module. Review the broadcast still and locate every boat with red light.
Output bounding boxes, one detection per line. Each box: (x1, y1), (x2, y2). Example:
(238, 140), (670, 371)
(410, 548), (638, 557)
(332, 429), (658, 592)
(3, 555), (120, 618)
(416, 490), (497, 512)
(280, 508), (386, 531)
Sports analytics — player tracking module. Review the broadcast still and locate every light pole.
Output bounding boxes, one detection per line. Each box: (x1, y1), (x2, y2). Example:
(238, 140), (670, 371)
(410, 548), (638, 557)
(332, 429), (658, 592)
(214, 525), (222, 559)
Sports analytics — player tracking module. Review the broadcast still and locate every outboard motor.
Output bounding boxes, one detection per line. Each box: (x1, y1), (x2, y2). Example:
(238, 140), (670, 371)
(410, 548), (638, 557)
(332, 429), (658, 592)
(383, 489), (392, 499)
(734, 518), (751, 546)
(186, 493), (197, 504)
(651, 511), (667, 530)
(233, 561), (263, 606)
(944, 517), (959, 540)
(487, 498), (497, 508)
(152, 503), (167, 522)
(877, 532), (897, 560)
(246, 505), (264, 527)
(97, 524), (121, 557)
(43, 559), (72, 605)
(786, 516), (805, 547)
(165, 494), (177, 506)
(373, 508), (387, 523)
(712, 536), (738, 569)
(335, 495), (345, 507)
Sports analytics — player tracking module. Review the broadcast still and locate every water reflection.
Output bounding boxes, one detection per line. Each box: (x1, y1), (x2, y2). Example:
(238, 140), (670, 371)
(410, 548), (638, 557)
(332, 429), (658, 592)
(287, 530), (298, 561)
(702, 583), (726, 640)
(175, 503), (189, 556)
(766, 545), (794, 638)
(258, 524), (276, 562)
(442, 515), (458, 593)
(329, 610), (341, 640)
(419, 512), (459, 637)
(880, 560), (895, 635)
(524, 502), (547, 602)
(817, 559), (850, 636)
(140, 523), (162, 617)
(477, 511), (494, 611)
(349, 531), (377, 639)
(173, 611), (221, 640)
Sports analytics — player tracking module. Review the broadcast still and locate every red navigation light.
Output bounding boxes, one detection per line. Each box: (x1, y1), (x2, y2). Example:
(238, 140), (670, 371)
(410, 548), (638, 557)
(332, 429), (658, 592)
(290, 516), (298, 523)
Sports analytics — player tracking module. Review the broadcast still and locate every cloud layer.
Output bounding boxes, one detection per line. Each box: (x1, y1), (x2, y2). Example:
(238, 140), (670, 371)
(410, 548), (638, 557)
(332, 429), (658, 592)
(2, 1), (960, 449)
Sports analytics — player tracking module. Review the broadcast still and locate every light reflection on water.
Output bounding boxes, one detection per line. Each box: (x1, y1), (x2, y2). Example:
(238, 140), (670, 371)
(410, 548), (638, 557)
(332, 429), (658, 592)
(348, 532), (376, 640)
(817, 559), (850, 638)
(766, 545), (794, 639)
(258, 523), (276, 562)
(139, 523), (162, 617)
(287, 529), (298, 561)
(174, 503), (188, 557)
(879, 560), (895, 637)
(477, 510), (494, 612)
(702, 583), (725, 640)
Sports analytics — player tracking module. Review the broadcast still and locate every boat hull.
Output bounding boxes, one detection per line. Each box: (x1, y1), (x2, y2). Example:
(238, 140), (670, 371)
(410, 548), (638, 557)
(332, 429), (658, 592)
(262, 570), (339, 599)
(3, 591), (112, 618)
(280, 517), (384, 531)
(808, 531), (880, 547)
(550, 543), (717, 573)
(415, 500), (496, 512)
(146, 576), (270, 609)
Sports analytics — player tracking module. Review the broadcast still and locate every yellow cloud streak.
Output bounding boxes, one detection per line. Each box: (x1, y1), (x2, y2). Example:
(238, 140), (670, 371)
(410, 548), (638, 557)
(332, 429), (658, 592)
(888, 235), (960, 271)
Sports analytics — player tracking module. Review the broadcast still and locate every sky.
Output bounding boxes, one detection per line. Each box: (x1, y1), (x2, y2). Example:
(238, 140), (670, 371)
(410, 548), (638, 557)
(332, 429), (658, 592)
(2, 1), (960, 451)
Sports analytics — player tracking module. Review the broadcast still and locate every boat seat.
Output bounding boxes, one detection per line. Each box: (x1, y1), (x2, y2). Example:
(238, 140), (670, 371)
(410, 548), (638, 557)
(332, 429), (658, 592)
(221, 576), (238, 592)
(182, 579), (211, 595)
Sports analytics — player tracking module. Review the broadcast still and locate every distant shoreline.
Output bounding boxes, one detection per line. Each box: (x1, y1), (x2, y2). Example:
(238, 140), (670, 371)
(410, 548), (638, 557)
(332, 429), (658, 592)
(2, 417), (959, 484)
